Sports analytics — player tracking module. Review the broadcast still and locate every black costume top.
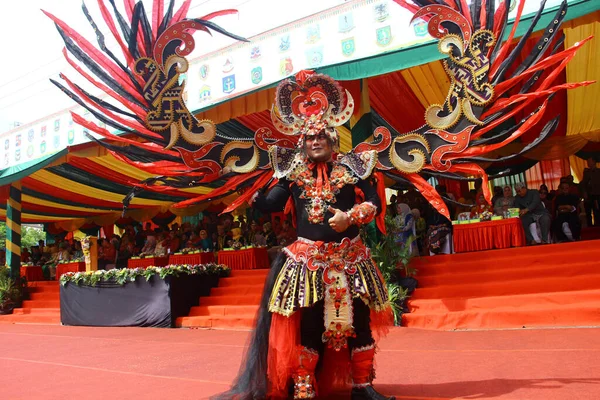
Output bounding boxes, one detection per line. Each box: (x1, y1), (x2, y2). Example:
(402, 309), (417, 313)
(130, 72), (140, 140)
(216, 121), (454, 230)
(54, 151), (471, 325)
(254, 160), (381, 243)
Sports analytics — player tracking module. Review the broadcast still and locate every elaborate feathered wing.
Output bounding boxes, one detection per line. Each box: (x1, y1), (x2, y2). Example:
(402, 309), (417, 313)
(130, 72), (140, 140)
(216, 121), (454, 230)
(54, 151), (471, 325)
(348, 0), (594, 219)
(47, 0), (592, 220)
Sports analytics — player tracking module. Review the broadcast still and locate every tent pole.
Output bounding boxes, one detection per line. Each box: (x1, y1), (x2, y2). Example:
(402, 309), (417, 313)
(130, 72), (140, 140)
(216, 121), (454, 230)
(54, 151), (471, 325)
(6, 181), (22, 280)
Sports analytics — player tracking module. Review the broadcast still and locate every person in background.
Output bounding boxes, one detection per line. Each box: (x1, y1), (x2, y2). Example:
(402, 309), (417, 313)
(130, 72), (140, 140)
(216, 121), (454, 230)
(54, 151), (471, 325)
(494, 185), (515, 216)
(262, 222), (278, 248)
(154, 232), (168, 256)
(514, 182), (551, 245)
(229, 228), (246, 248)
(276, 219), (297, 246)
(394, 203), (415, 248)
(412, 208), (426, 255)
(553, 182), (581, 241)
(21, 247), (31, 263)
(140, 235), (157, 255)
(197, 230), (213, 251)
(167, 230), (181, 254)
(71, 241), (83, 259)
(581, 157), (600, 227)
(491, 186), (503, 209)
(539, 187), (553, 212)
(215, 225), (231, 251)
(470, 192), (492, 218)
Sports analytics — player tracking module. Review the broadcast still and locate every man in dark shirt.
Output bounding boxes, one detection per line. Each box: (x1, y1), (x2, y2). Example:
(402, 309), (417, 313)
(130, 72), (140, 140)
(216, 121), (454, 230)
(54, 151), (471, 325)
(553, 182), (581, 241)
(514, 182), (551, 244)
(581, 157), (600, 227)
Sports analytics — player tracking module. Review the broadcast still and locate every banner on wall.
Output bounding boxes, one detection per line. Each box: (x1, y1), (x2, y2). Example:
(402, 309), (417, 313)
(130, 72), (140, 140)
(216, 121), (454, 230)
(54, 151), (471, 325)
(0, 0), (570, 171)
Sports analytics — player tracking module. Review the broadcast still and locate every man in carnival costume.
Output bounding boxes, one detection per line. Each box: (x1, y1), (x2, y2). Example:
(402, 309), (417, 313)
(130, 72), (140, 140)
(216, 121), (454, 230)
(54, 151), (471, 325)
(46, 0), (591, 398)
(217, 71), (394, 400)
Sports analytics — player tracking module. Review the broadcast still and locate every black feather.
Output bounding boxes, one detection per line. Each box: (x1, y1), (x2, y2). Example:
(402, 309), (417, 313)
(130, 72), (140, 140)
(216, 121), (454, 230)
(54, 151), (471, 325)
(492, 0), (548, 85)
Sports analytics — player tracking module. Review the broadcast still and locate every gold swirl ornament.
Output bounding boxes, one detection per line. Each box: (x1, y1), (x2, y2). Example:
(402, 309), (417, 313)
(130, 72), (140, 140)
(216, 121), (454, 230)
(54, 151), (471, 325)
(220, 141), (259, 173)
(166, 119), (217, 150)
(389, 134), (431, 174)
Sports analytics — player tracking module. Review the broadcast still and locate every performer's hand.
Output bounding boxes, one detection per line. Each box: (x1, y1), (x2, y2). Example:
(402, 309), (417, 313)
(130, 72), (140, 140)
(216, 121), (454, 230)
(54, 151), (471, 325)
(328, 206), (350, 232)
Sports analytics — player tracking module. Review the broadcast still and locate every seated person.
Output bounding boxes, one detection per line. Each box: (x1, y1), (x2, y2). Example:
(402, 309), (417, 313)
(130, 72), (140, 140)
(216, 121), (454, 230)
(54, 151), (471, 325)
(42, 242), (70, 279)
(98, 240), (116, 270)
(197, 230), (213, 251)
(514, 182), (551, 245)
(553, 182), (581, 241)
(140, 235), (157, 255)
(540, 187), (553, 211)
(262, 222), (278, 247)
(229, 228), (246, 248)
(470, 192), (492, 218)
(215, 225), (232, 251)
(494, 185), (515, 215)
(167, 230), (181, 254)
(154, 233), (168, 256)
(276, 219), (297, 246)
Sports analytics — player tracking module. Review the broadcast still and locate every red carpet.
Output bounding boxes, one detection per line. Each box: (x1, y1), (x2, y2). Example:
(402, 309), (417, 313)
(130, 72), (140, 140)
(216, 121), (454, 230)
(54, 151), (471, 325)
(1, 324), (600, 399)
(403, 240), (600, 330)
(176, 269), (268, 329)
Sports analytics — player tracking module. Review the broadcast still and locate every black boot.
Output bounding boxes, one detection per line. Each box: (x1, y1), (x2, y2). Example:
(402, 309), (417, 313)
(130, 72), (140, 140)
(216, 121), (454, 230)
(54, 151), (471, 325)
(351, 385), (396, 400)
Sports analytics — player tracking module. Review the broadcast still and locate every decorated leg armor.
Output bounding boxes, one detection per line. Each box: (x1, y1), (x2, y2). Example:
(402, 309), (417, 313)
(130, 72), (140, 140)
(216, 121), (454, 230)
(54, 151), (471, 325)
(292, 346), (320, 399)
(351, 345), (396, 400)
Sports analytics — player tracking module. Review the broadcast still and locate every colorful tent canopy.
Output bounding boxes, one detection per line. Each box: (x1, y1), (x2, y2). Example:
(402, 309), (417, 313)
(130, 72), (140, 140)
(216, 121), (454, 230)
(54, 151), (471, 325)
(0, 2), (598, 230)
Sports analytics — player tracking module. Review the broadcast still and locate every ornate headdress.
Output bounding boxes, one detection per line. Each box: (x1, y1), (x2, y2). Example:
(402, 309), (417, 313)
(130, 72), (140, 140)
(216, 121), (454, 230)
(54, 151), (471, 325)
(270, 70), (354, 148)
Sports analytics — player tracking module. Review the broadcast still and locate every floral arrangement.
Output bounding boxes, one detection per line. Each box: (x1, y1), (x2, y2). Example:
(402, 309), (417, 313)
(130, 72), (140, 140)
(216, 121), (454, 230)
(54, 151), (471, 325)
(480, 211), (494, 221)
(59, 263), (230, 287)
(174, 248), (202, 255)
(58, 257), (85, 264)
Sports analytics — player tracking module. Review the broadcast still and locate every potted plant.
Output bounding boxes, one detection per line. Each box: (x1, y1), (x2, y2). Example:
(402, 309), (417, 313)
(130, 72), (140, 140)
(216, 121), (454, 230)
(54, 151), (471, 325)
(0, 268), (26, 315)
(367, 215), (418, 325)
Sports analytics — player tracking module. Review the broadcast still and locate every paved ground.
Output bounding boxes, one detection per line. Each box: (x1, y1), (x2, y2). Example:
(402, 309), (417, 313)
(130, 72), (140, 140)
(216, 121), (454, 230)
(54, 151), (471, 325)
(1, 324), (599, 399)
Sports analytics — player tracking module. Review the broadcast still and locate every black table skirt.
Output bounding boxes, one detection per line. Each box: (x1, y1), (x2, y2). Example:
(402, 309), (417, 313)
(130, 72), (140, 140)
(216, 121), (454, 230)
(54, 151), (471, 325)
(60, 275), (219, 328)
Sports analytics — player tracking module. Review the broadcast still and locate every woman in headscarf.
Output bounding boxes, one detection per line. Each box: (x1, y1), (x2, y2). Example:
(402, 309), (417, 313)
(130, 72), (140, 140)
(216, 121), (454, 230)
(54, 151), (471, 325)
(394, 203), (415, 247)
(471, 192), (493, 218)
(197, 230), (213, 251)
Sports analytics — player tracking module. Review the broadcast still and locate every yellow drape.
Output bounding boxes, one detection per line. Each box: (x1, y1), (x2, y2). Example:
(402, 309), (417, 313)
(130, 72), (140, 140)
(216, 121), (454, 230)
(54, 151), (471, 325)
(400, 60), (450, 108)
(564, 11), (600, 180)
(194, 88), (277, 124)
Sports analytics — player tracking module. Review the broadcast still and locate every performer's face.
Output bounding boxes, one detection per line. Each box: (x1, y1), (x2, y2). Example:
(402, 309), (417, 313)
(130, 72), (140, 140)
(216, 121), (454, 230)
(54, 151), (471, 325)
(304, 131), (332, 162)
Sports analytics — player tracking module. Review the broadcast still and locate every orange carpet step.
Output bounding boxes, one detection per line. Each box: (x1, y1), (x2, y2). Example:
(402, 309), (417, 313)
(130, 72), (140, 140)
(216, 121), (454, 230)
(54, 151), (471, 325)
(188, 305), (259, 317)
(413, 243), (600, 276)
(229, 269), (270, 278)
(402, 302), (600, 330)
(0, 314), (61, 325)
(218, 276), (267, 287)
(411, 273), (600, 300)
(210, 285), (264, 297)
(409, 289), (600, 313)
(200, 295), (262, 306)
(21, 300), (61, 308)
(176, 315), (255, 329)
(417, 260), (600, 287)
(29, 292), (62, 301)
(12, 308), (61, 315)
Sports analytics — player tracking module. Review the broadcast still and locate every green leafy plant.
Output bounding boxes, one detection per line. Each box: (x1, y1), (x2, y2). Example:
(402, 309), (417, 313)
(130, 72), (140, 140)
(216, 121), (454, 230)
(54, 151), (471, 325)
(0, 267), (27, 312)
(369, 215), (418, 325)
(60, 263), (231, 287)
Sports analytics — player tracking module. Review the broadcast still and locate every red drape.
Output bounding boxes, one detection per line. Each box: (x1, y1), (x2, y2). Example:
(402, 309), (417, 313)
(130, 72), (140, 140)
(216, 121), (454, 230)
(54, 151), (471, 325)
(525, 158), (571, 190)
(367, 71), (426, 133)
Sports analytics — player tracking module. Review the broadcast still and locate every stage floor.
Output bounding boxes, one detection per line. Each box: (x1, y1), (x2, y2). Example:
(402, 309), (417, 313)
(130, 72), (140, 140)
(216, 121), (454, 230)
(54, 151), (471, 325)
(1, 324), (599, 399)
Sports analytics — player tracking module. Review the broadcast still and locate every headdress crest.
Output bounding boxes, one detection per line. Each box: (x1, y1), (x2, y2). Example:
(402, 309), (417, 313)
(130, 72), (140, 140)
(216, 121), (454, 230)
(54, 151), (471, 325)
(270, 70), (354, 146)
